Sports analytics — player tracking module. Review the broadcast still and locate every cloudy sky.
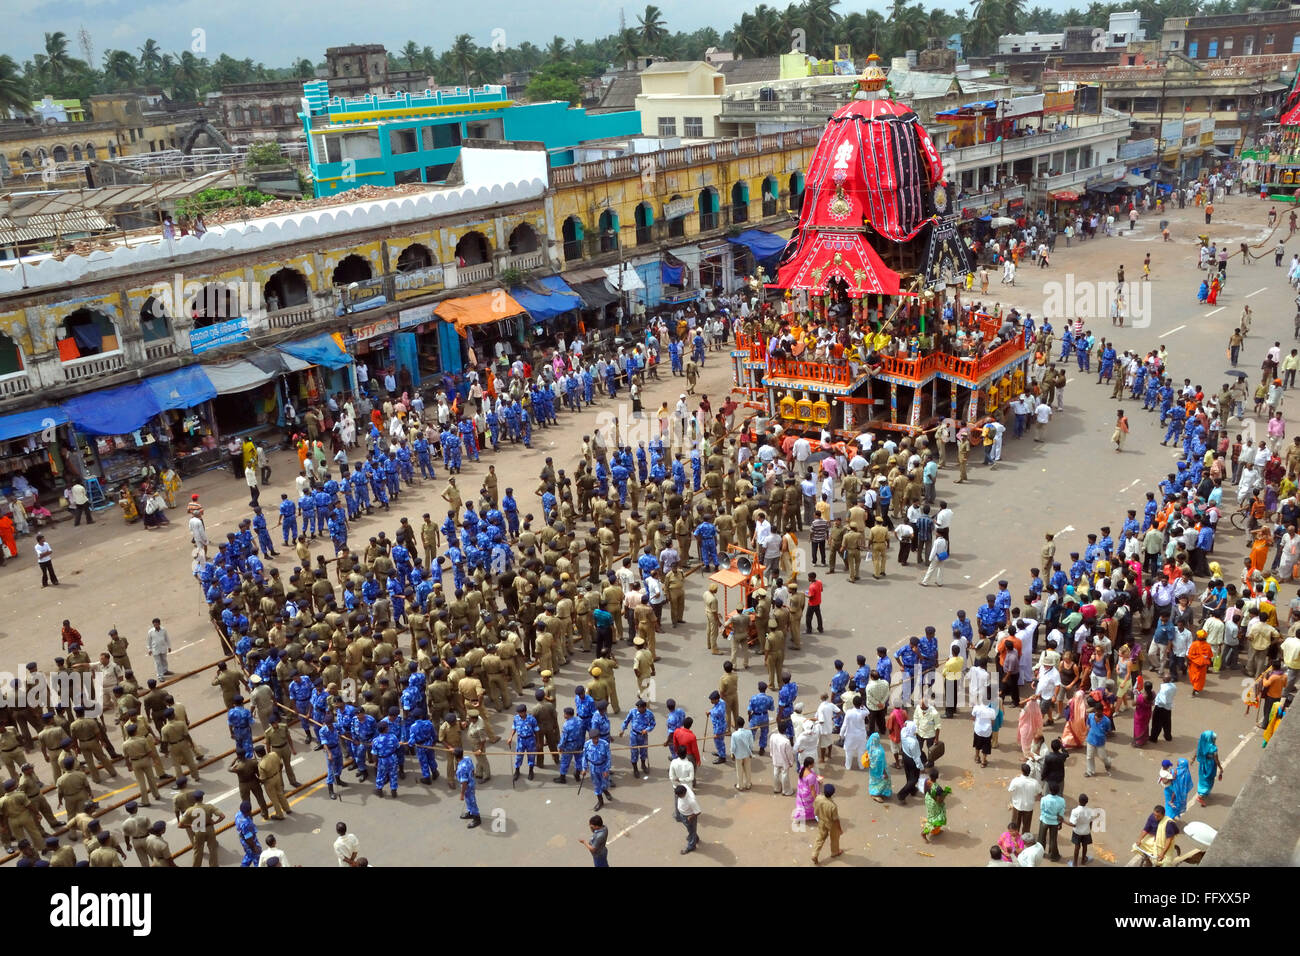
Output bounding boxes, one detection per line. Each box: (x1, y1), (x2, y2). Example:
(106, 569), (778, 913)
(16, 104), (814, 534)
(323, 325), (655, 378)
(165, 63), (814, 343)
(6, 0), (1084, 68)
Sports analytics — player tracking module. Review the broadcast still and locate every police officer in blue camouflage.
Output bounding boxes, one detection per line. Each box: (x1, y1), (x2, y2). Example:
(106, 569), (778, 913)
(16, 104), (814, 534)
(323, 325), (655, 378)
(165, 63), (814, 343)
(582, 728), (613, 811)
(509, 702), (540, 781)
(234, 800), (261, 867)
(227, 695), (254, 759)
(619, 698), (657, 777)
(556, 706), (585, 783)
(370, 720), (401, 798)
(455, 748), (481, 827)
(349, 707), (377, 782)
(318, 711), (347, 800)
(707, 691), (728, 763)
(407, 716), (439, 783)
(747, 682), (774, 755)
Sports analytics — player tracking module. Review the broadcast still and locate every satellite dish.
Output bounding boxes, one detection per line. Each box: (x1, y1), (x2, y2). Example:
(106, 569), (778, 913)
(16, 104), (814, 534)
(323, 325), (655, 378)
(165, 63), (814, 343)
(735, 554), (753, 575)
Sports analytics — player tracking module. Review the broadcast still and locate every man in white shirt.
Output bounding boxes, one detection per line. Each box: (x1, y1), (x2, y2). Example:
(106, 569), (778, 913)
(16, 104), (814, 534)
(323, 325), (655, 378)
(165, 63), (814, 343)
(68, 482), (94, 526)
(1017, 832), (1045, 867)
(1068, 795), (1099, 866)
(333, 821), (360, 866)
(383, 371), (397, 396)
(1033, 400), (1053, 442)
(966, 660), (991, 707)
(673, 784), (701, 854)
(258, 833), (288, 867)
(244, 464), (260, 506)
(146, 618), (173, 677)
(839, 698), (868, 771)
(1008, 762), (1039, 832)
(668, 750), (696, 792)
(35, 534), (57, 587)
(768, 728), (796, 795)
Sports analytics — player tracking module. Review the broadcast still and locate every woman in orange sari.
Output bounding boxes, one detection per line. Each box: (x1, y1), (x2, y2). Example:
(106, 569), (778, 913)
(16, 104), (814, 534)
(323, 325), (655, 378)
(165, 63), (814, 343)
(1060, 688), (1089, 749)
(0, 513), (15, 561)
(1186, 630), (1214, 696)
(1249, 528), (1272, 574)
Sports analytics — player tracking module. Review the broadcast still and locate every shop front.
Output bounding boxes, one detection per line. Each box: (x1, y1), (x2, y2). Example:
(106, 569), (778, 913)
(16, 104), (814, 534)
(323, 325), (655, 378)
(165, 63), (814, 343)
(434, 291), (528, 374)
(280, 333), (354, 407)
(509, 276), (584, 351)
(60, 366), (218, 486)
(396, 303), (439, 387)
(0, 408), (76, 535)
(345, 315), (400, 396)
(202, 355), (298, 441)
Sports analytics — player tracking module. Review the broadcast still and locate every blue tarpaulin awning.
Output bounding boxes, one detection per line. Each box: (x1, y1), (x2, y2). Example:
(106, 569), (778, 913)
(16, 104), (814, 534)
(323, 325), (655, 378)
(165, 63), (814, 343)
(280, 332), (352, 369)
(510, 275), (583, 320)
(0, 406), (68, 443)
(727, 229), (790, 271)
(62, 366), (217, 436)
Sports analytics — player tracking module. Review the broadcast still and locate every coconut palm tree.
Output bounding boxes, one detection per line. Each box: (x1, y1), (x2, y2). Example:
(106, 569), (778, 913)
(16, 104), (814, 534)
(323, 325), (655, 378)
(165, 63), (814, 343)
(546, 36), (570, 63)
(516, 41), (542, 70)
(616, 28), (642, 63)
(137, 37), (162, 83)
(42, 31), (73, 86)
(0, 55), (28, 118)
(171, 50), (203, 101)
(102, 49), (138, 87)
(449, 33), (477, 87)
(293, 58), (315, 79)
(968, 0), (1004, 56)
(891, 1), (930, 50)
(1000, 0), (1027, 33)
(804, 0), (842, 53)
(638, 4), (669, 49)
(400, 41), (421, 70)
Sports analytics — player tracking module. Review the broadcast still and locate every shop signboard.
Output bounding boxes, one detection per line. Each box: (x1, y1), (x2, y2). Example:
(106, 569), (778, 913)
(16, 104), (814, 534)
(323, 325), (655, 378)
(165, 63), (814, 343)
(398, 304), (437, 330)
(190, 317), (250, 354)
(351, 316), (399, 341)
(663, 196), (695, 220)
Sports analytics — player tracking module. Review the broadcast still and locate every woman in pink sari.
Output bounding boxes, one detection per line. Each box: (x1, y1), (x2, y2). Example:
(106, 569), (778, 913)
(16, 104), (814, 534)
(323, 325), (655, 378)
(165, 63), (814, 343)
(1132, 682), (1155, 747)
(1017, 695), (1043, 758)
(1060, 689), (1089, 749)
(793, 756), (820, 824)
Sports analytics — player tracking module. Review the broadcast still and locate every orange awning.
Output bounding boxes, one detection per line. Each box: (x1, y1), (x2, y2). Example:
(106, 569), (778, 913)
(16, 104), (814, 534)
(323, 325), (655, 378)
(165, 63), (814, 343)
(434, 292), (527, 337)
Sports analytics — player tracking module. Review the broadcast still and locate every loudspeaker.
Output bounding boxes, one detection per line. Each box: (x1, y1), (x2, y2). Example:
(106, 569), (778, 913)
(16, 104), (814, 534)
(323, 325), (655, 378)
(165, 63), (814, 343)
(735, 554), (753, 575)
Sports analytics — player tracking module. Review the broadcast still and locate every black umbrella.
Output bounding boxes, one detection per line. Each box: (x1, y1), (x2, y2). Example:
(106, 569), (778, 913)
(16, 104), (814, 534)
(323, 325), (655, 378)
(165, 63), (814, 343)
(1223, 369), (1248, 379)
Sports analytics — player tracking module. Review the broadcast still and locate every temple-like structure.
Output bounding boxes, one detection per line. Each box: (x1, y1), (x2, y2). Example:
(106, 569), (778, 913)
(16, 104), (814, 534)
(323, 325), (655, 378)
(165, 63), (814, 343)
(735, 55), (1032, 438)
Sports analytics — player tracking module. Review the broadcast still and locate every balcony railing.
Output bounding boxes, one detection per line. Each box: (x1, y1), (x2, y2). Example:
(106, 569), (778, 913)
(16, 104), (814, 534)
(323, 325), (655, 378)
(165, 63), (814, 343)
(550, 128), (820, 186)
(944, 118), (1133, 169)
(450, 261), (494, 287)
(145, 341), (176, 361)
(0, 373), (31, 397)
(501, 250), (545, 271)
(1033, 160), (1128, 192)
(267, 304), (329, 329)
(62, 353), (125, 382)
(956, 184), (1027, 213)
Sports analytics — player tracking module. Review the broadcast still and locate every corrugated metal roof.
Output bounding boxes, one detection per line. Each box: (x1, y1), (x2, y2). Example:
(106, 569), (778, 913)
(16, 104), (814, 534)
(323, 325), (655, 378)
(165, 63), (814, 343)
(0, 169), (240, 219)
(595, 73), (641, 112)
(717, 57), (783, 85)
(0, 209), (114, 245)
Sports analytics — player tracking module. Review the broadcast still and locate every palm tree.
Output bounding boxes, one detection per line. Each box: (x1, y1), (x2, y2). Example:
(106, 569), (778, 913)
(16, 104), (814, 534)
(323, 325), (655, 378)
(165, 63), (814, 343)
(472, 48), (501, 86)
(293, 57), (315, 79)
(638, 4), (669, 49)
(171, 50), (203, 101)
(968, 0), (1004, 56)
(616, 28), (641, 63)
(42, 31), (73, 85)
(804, 0), (842, 53)
(516, 41), (542, 70)
(102, 49), (138, 87)
(546, 36), (569, 63)
(137, 38), (162, 84)
(1000, 0), (1027, 33)
(449, 33), (477, 87)
(0, 55), (28, 118)
(400, 41), (421, 70)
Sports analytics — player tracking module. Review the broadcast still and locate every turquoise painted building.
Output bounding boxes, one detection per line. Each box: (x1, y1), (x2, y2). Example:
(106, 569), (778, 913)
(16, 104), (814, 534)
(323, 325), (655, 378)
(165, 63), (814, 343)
(300, 80), (641, 196)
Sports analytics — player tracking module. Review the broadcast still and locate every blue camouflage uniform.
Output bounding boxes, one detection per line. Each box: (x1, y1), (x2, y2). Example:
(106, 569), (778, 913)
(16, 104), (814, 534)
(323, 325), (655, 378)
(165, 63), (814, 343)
(559, 716), (585, 776)
(227, 705), (254, 758)
(583, 736), (612, 795)
(512, 712), (540, 770)
(575, 693), (596, 734)
(349, 711), (377, 773)
(486, 409), (500, 450)
(694, 519), (718, 569)
(456, 754), (479, 817)
(370, 726), (401, 793)
(318, 719), (344, 785)
(664, 706), (686, 755)
(234, 807), (261, 867)
(708, 699), (728, 759)
(407, 718), (438, 781)
(277, 497), (297, 545)
(252, 512), (275, 557)
(747, 691), (774, 750)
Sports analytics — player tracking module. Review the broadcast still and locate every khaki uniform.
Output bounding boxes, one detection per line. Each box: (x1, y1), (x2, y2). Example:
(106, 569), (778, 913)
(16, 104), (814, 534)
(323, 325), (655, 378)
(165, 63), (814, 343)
(666, 568), (686, 625)
(179, 801), (222, 867)
(0, 728), (26, 781)
(263, 723), (300, 787)
(19, 772), (57, 829)
(704, 589), (722, 653)
(481, 652), (510, 712)
(635, 604), (657, 660)
(868, 524), (890, 578)
(55, 767), (93, 819)
(787, 590), (805, 650)
(843, 529), (864, 581)
(764, 624), (787, 689)
(633, 647), (655, 696)
(592, 655), (620, 713)
(160, 718), (200, 780)
(144, 832), (175, 866)
(2, 790), (45, 848)
(439, 717), (464, 785)
(258, 750), (292, 819)
(466, 715), (492, 781)
(720, 672), (742, 730)
(956, 436), (970, 482)
(122, 735), (161, 804)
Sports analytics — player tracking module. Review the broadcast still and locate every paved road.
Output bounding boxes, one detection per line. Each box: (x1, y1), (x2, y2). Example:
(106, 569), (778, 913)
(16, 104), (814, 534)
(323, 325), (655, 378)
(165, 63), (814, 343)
(1, 187), (1282, 867)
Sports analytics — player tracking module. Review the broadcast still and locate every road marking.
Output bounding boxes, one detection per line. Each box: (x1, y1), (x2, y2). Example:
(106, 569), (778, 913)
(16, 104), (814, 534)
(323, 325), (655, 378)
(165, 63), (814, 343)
(1159, 324), (1186, 338)
(1119, 478), (1141, 492)
(1222, 729), (1258, 769)
(1066, 377), (1075, 384)
(977, 568), (1007, 589)
(171, 640), (202, 654)
(288, 782), (327, 806)
(1056, 525), (1075, 537)
(608, 806), (661, 843)
(1204, 307), (1225, 317)
(1246, 287), (1268, 298)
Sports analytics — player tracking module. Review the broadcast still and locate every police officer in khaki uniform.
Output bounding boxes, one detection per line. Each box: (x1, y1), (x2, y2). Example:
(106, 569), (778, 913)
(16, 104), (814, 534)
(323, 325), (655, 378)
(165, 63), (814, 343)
(1, 778), (45, 849)
(144, 820), (175, 867)
(632, 637), (655, 696)
(55, 756), (93, 819)
(719, 661), (742, 730)
(255, 744), (292, 820)
(263, 715), (300, 788)
(465, 709), (491, 782)
(666, 566), (687, 626)
(178, 791), (224, 867)
(159, 708), (200, 781)
(531, 689), (561, 767)
(439, 711), (465, 786)
(481, 645), (510, 712)
(0, 723), (25, 781)
(868, 521), (891, 579)
(842, 527), (864, 582)
(704, 583), (723, 653)
(764, 619), (787, 690)
(786, 583), (805, 650)
(19, 764), (57, 829)
(107, 628), (132, 672)
(122, 724), (162, 805)
(121, 800), (151, 866)
(956, 429), (970, 483)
